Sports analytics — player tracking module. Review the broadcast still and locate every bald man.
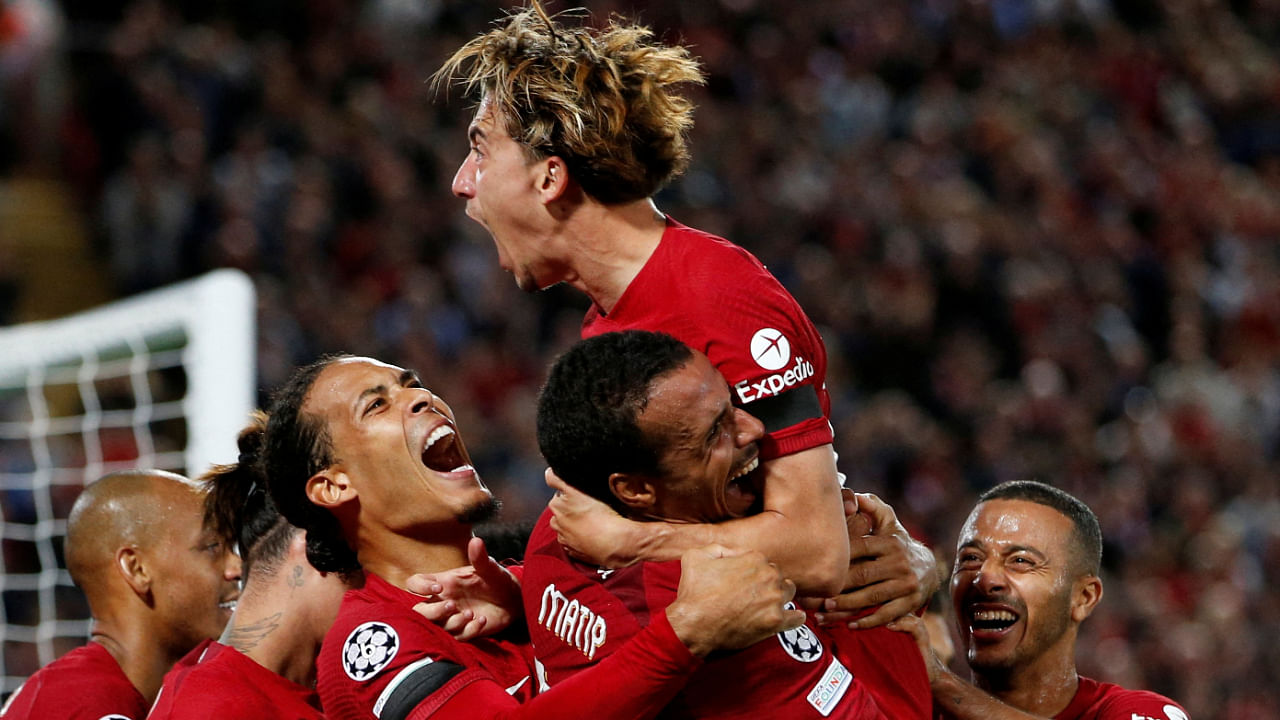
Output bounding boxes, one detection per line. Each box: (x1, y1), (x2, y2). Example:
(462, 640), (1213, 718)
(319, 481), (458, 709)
(0, 470), (242, 720)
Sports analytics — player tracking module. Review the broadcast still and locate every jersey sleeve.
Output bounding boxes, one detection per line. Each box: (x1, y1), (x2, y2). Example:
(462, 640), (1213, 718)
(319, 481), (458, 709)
(1096, 690), (1190, 720)
(685, 259), (833, 460)
(398, 611), (699, 720)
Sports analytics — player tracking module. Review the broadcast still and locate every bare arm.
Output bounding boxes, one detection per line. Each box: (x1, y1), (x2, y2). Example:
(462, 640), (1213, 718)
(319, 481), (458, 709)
(888, 614), (1049, 720)
(548, 444), (848, 596)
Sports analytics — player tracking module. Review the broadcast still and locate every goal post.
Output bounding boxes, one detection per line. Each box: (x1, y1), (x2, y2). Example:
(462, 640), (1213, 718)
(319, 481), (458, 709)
(0, 268), (256, 696)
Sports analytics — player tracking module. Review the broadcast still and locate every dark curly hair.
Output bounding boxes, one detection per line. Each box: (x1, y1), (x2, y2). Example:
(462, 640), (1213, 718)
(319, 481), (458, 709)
(536, 330), (692, 510)
(262, 354), (361, 574)
(199, 410), (296, 579)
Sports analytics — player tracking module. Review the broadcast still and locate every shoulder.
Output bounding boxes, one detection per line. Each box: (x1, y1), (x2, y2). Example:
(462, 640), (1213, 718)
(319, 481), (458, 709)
(1, 645), (146, 720)
(1073, 677), (1189, 720)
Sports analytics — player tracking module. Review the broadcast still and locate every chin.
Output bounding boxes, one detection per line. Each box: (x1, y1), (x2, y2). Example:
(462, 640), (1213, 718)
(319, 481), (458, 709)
(457, 493), (501, 524)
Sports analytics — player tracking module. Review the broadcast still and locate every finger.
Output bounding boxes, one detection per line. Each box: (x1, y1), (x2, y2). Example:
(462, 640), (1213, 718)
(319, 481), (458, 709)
(545, 468), (570, 493)
(405, 573), (443, 598)
(412, 599), (456, 623)
(779, 606), (807, 632)
(848, 599), (915, 630)
(455, 615), (489, 642)
(854, 493), (901, 536)
(825, 578), (916, 614)
(796, 596), (824, 612)
(441, 608), (475, 636)
(847, 535), (893, 564)
(778, 577), (797, 605)
(840, 488), (858, 518)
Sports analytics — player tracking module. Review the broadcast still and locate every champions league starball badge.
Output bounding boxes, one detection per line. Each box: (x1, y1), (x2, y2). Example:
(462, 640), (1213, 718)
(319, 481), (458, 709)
(342, 621), (401, 681)
(776, 603), (823, 662)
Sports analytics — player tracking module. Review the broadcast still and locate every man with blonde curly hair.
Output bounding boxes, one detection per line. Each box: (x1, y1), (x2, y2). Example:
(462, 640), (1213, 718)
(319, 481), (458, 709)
(437, 1), (936, 625)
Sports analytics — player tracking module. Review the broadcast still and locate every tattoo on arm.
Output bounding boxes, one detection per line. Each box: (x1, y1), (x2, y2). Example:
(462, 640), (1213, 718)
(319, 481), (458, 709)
(225, 612), (283, 652)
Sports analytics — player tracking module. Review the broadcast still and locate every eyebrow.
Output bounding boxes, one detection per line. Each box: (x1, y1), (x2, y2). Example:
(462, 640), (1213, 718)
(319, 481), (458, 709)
(957, 540), (1047, 559)
(468, 126), (486, 145)
(355, 369), (422, 412)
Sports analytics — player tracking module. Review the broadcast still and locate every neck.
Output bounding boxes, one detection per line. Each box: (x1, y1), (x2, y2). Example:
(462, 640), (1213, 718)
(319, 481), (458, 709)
(221, 567), (326, 687)
(972, 650), (1080, 716)
(92, 616), (186, 704)
(561, 198), (667, 314)
(355, 523), (471, 590)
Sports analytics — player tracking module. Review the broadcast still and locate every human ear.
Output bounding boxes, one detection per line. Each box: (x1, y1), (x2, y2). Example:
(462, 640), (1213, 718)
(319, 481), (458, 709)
(306, 470), (353, 508)
(116, 546), (151, 598)
(538, 156), (570, 201)
(1070, 575), (1103, 623)
(609, 472), (657, 513)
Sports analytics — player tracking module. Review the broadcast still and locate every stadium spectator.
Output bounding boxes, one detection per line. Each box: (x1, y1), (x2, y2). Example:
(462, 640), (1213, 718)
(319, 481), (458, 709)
(437, 0), (935, 621)
(259, 353), (807, 720)
(0, 470), (241, 719)
(526, 329), (930, 719)
(890, 480), (1189, 720)
(148, 412), (350, 720)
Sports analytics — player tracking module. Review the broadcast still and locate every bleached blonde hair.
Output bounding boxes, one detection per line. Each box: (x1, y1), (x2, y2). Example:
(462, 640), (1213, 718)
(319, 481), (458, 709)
(435, 2), (705, 203)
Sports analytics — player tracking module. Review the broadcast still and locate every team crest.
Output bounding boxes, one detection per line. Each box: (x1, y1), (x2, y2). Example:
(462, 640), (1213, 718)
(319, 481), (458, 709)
(776, 603), (823, 662)
(342, 621), (400, 681)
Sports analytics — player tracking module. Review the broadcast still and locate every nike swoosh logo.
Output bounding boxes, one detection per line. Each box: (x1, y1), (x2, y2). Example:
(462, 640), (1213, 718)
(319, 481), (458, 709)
(506, 676), (530, 695)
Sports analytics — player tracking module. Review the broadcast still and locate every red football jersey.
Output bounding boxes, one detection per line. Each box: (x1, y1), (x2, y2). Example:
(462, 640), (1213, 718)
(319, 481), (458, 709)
(0, 641), (147, 720)
(148, 640), (321, 720)
(582, 218), (833, 460)
(1055, 676), (1189, 720)
(316, 571), (699, 720)
(523, 511), (931, 719)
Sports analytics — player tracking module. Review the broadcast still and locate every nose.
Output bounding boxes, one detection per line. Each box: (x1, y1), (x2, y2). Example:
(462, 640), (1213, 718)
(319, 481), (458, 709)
(734, 408), (765, 447)
(408, 389), (438, 417)
(972, 557), (1007, 594)
(452, 155), (475, 199)
(224, 550), (243, 582)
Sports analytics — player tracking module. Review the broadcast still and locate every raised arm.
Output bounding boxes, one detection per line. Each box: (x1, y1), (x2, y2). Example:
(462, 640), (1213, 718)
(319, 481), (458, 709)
(549, 444), (849, 596)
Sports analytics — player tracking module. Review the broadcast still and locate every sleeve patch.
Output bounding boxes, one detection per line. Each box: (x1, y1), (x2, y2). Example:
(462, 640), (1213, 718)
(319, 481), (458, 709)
(342, 621), (401, 681)
(735, 383), (824, 434)
(373, 658), (465, 720)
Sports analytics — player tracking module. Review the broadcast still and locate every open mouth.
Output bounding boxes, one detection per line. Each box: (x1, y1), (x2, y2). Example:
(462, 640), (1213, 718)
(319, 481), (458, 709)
(967, 606), (1019, 636)
(219, 599), (238, 614)
(725, 456), (762, 514)
(421, 424), (474, 474)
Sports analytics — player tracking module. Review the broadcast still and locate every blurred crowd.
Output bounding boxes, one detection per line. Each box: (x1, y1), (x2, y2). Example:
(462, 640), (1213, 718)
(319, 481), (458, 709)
(5, 0), (1280, 717)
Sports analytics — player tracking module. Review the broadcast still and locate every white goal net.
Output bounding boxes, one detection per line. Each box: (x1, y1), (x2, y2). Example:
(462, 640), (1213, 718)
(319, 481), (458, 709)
(0, 269), (255, 696)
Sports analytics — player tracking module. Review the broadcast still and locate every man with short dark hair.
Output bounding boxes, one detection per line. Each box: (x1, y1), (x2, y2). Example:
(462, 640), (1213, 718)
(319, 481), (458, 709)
(261, 353), (807, 720)
(528, 330), (931, 719)
(0, 470), (241, 720)
(890, 480), (1190, 720)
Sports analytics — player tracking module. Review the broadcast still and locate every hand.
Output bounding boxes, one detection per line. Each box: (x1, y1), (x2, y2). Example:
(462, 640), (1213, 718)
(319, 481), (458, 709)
(408, 537), (522, 641)
(665, 544), (806, 657)
(813, 492), (940, 629)
(887, 613), (947, 685)
(546, 469), (641, 568)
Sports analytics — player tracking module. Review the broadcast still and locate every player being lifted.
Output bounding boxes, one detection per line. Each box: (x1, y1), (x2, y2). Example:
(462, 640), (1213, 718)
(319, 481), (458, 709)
(437, 1), (936, 620)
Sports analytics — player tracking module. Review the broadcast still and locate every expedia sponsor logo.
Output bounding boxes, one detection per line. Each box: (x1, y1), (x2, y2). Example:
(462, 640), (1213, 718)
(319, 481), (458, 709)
(538, 584), (607, 660)
(750, 328), (792, 371)
(734, 355), (815, 404)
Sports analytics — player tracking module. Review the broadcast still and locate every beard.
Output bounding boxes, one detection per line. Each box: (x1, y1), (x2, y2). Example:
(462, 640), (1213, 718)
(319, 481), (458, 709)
(457, 493), (501, 525)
